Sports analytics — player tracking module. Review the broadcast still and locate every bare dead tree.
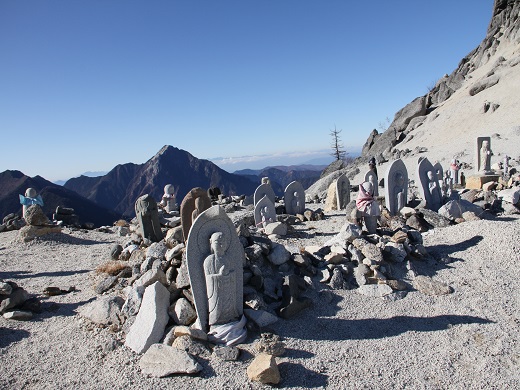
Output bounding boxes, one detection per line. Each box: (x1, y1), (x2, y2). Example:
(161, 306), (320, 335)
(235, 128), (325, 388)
(330, 125), (346, 161)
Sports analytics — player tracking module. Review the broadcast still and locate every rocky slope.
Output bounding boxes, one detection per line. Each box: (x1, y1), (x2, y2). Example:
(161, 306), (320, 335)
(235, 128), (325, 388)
(311, 0), (520, 197)
(64, 145), (258, 217)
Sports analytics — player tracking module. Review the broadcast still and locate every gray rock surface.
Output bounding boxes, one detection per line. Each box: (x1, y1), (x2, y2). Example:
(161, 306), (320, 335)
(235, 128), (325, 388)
(125, 281), (170, 354)
(139, 344), (202, 377)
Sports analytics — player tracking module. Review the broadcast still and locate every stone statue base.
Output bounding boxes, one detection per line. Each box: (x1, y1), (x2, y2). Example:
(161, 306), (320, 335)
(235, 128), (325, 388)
(19, 225), (62, 242)
(465, 174), (500, 190)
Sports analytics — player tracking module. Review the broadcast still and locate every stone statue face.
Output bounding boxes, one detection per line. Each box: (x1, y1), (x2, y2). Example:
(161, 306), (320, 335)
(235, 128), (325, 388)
(482, 140), (489, 149)
(427, 171), (435, 181)
(210, 232), (225, 257)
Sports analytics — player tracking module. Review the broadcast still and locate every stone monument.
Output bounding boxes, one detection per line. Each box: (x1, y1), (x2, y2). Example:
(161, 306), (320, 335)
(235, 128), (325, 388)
(160, 184), (178, 213)
(186, 206), (246, 345)
(180, 187), (212, 242)
(384, 159), (408, 216)
(466, 136), (500, 189)
(284, 181), (305, 215)
(335, 173), (351, 210)
(19, 188), (44, 218)
(254, 180), (276, 206)
(135, 194), (164, 243)
(417, 157), (443, 211)
(254, 195), (276, 229)
(364, 170), (379, 197)
(355, 181), (380, 234)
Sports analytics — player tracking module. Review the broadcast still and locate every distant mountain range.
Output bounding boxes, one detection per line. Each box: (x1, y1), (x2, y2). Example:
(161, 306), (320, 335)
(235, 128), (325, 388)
(63, 145), (260, 217)
(1, 145), (331, 222)
(0, 170), (121, 226)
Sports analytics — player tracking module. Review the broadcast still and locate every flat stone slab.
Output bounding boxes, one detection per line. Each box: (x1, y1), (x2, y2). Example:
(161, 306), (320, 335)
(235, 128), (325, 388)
(139, 344), (202, 377)
(125, 281), (170, 354)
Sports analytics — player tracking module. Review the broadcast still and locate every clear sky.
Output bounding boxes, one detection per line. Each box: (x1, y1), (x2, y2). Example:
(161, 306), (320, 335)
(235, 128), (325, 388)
(0, 1), (492, 182)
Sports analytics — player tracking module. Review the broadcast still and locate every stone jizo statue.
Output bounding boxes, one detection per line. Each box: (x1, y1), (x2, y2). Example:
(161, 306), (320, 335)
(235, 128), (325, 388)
(19, 188), (44, 218)
(336, 173), (350, 210)
(160, 184), (178, 213)
(135, 194), (163, 243)
(186, 206), (246, 346)
(284, 181), (305, 215)
(180, 187), (212, 242)
(254, 195), (276, 229)
(355, 181), (380, 234)
(384, 159), (408, 216)
(476, 137), (493, 174)
(417, 157), (443, 211)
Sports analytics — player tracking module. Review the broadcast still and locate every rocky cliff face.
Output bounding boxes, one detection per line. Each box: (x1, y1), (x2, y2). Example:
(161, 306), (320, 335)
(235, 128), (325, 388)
(64, 145), (259, 217)
(362, 0), (520, 161)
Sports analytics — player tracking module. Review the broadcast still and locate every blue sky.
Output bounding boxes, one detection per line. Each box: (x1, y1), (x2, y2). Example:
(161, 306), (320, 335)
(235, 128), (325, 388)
(0, 1), (492, 181)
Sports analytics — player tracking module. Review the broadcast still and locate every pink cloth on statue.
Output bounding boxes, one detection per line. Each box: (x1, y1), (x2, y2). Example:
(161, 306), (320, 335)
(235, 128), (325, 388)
(356, 184), (374, 212)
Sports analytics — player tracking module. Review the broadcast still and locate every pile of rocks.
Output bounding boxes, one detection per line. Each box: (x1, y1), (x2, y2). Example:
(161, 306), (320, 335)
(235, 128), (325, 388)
(0, 280), (38, 320)
(0, 213), (25, 233)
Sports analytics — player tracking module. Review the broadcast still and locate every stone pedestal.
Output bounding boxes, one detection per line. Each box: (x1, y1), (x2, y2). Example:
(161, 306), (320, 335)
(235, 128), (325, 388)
(465, 175), (500, 190)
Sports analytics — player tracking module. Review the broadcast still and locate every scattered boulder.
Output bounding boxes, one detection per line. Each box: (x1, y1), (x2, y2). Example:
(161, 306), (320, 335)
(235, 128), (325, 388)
(139, 344), (202, 377)
(247, 353), (280, 384)
(78, 295), (124, 326)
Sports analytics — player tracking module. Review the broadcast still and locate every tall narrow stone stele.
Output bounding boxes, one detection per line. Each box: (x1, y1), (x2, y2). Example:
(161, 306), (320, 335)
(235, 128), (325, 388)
(364, 170), (379, 197)
(284, 181), (305, 215)
(180, 187), (212, 242)
(385, 159), (408, 216)
(417, 157), (443, 211)
(186, 205), (246, 345)
(335, 173), (351, 210)
(254, 195), (277, 228)
(254, 179), (276, 206)
(135, 194), (163, 242)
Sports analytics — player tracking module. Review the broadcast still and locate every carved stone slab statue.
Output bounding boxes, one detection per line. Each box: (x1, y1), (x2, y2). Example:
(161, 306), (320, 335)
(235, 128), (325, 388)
(135, 194), (164, 243)
(385, 159), (408, 216)
(180, 187), (212, 242)
(417, 157), (443, 211)
(335, 173), (351, 210)
(186, 205), (246, 345)
(476, 136), (493, 174)
(254, 195), (277, 228)
(364, 170), (379, 196)
(254, 182), (276, 206)
(284, 181), (305, 215)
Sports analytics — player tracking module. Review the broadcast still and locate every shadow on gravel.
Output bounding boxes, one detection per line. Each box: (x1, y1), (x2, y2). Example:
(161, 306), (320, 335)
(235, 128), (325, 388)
(31, 298), (94, 321)
(414, 235), (484, 277)
(276, 315), (494, 341)
(35, 234), (110, 246)
(0, 327), (31, 348)
(0, 269), (89, 280)
(278, 362), (328, 388)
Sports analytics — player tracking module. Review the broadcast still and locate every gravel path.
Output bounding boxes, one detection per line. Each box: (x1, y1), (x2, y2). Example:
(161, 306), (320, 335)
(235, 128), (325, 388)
(1, 211), (519, 389)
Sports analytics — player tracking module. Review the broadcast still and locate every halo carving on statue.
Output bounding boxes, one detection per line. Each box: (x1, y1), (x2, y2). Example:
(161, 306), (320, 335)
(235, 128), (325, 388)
(185, 206), (244, 335)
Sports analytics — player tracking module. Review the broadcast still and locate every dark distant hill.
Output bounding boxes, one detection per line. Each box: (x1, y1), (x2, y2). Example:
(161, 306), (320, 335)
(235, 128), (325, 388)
(0, 170), (122, 226)
(234, 166), (323, 196)
(64, 145), (259, 217)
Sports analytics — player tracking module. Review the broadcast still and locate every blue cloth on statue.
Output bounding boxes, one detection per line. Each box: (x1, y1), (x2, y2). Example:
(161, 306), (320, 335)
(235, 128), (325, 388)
(19, 194), (44, 207)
